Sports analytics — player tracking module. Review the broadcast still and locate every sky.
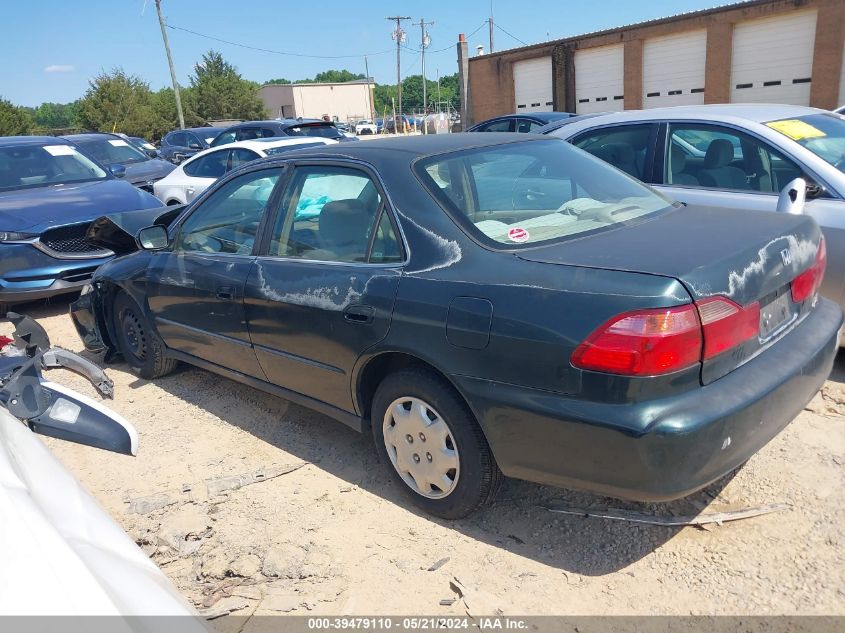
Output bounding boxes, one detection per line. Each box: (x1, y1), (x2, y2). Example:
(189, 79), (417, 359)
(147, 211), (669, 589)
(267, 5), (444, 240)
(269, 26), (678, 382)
(1, 0), (735, 107)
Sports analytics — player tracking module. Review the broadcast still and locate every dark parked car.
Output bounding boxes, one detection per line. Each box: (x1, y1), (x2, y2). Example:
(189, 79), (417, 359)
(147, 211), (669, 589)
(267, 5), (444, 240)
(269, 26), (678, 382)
(0, 136), (162, 313)
(61, 133), (175, 194)
(70, 134), (840, 519)
(159, 127), (227, 164)
(467, 111), (575, 133)
(125, 136), (159, 159)
(209, 119), (356, 147)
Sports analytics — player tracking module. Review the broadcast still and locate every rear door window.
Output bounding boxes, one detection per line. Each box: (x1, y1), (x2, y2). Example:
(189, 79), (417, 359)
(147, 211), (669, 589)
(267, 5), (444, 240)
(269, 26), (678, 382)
(167, 131), (186, 147)
(229, 148), (261, 171)
(571, 124), (657, 181)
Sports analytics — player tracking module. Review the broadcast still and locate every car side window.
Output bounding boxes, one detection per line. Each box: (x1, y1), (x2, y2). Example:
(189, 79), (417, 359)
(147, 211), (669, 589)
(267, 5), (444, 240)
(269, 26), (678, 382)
(572, 124), (654, 181)
(211, 131), (236, 147)
(175, 168), (281, 255)
(167, 132), (185, 147)
(229, 148), (260, 171)
(237, 128), (262, 141)
(185, 133), (202, 148)
(260, 128), (277, 138)
(269, 166), (400, 264)
(183, 150), (229, 179)
(480, 119), (513, 132)
(515, 119), (543, 133)
(666, 124), (803, 193)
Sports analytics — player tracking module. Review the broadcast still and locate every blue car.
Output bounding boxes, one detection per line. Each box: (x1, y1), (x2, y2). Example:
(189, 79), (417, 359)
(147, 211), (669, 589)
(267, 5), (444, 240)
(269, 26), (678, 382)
(0, 136), (163, 312)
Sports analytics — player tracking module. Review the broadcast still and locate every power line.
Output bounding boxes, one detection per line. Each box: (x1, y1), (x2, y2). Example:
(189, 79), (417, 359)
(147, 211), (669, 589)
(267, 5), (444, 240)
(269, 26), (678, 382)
(403, 21), (487, 55)
(165, 23), (395, 60)
(494, 23), (529, 47)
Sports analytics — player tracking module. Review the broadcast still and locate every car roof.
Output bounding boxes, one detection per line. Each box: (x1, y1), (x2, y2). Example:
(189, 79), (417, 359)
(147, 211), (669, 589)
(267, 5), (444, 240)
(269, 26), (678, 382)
(0, 136), (67, 147)
(260, 132), (555, 162)
(182, 127), (227, 134)
(228, 137), (336, 151)
(549, 104), (831, 127)
(61, 133), (122, 143)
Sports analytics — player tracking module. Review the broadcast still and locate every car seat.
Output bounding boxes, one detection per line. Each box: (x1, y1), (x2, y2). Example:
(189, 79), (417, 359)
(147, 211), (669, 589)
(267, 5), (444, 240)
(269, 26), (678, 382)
(669, 146), (698, 186)
(311, 199), (375, 262)
(698, 139), (748, 190)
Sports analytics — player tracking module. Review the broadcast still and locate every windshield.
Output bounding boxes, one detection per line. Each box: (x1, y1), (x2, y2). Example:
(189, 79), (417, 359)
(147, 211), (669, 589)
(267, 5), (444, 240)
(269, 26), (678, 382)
(415, 139), (674, 248)
(284, 123), (341, 139)
(0, 144), (108, 191)
(766, 113), (845, 174)
(75, 138), (148, 166)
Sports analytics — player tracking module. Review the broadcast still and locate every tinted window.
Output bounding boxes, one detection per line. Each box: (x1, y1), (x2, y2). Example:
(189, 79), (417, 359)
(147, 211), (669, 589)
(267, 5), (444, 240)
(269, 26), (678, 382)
(283, 123), (341, 139)
(667, 124), (802, 192)
(260, 128), (277, 138)
(269, 166), (393, 263)
(230, 148), (260, 170)
(183, 150), (229, 179)
(0, 144), (108, 191)
(572, 124), (654, 180)
(211, 131), (237, 147)
(185, 133), (203, 148)
(479, 119), (513, 132)
(516, 119), (544, 133)
(176, 168), (281, 254)
(237, 128), (263, 141)
(167, 132), (186, 147)
(416, 139), (672, 248)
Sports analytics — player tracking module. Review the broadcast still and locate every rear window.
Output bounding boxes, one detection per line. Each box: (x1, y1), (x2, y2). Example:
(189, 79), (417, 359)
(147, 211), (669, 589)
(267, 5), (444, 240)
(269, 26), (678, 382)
(414, 139), (674, 248)
(285, 123), (341, 139)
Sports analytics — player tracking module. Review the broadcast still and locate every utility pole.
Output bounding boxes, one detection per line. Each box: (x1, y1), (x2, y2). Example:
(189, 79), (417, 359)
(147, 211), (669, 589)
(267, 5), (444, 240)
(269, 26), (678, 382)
(364, 56), (374, 121)
(387, 15), (410, 131)
(155, 0), (185, 129)
(489, 0), (494, 53)
(414, 18), (434, 123)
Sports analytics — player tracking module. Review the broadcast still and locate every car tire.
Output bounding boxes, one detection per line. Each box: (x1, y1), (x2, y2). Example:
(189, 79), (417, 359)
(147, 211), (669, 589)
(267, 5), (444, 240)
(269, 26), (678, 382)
(371, 368), (503, 519)
(112, 291), (177, 379)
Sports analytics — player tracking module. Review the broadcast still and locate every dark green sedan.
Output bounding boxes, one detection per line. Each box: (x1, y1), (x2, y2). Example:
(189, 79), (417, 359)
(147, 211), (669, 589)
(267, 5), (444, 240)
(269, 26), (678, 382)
(70, 134), (842, 518)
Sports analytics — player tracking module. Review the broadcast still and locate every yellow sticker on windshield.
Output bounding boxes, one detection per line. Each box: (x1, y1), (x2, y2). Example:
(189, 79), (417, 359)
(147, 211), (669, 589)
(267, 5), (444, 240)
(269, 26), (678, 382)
(766, 119), (826, 141)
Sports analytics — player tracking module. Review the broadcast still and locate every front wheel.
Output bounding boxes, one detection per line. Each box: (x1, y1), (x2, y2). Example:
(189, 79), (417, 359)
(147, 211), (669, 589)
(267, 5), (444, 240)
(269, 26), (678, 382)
(112, 292), (177, 379)
(371, 368), (503, 519)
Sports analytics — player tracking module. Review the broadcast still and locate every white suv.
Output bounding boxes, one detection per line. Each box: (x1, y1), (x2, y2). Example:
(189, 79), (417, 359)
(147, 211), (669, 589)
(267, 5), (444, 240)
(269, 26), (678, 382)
(355, 120), (378, 135)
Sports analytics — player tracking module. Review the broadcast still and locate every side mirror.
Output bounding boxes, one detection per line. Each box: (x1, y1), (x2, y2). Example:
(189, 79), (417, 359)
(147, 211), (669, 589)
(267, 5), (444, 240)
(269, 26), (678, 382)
(144, 148), (158, 159)
(137, 225), (170, 250)
(189, 143), (202, 150)
(110, 164), (127, 179)
(776, 178), (806, 215)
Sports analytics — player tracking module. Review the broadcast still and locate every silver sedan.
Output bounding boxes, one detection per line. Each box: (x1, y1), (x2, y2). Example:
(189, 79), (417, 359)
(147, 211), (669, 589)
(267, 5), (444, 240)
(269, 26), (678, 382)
(543, 104), (845, 316)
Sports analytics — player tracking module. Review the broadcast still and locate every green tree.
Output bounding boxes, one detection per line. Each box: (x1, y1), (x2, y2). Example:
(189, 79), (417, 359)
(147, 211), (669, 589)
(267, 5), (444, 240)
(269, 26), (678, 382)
(310, 69), (365, 84)
(33, 101), (79, 130)
(0, 97), (33, 135)
(77, 69), (158, 137)
(266, 78), (291, 85)
(190, 50), (267, 121)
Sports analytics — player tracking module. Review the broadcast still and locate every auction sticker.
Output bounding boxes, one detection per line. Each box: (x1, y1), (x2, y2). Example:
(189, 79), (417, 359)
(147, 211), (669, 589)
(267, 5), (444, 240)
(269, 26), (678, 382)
(43, 145), (76, 156)
(507, 227), (530, 243)
(108, 139), (129, 147)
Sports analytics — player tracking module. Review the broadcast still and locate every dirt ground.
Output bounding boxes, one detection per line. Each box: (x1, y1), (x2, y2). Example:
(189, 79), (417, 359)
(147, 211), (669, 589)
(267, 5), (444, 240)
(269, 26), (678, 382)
(3, 298), (844, 620)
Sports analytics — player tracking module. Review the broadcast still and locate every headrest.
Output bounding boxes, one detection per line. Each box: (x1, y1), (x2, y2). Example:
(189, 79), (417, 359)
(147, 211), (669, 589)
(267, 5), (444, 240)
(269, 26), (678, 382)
(594, 142), (636, 167)
(318, 199), (370, 247)
(704, 139), (735, 168)
(670, 146), (687, 173)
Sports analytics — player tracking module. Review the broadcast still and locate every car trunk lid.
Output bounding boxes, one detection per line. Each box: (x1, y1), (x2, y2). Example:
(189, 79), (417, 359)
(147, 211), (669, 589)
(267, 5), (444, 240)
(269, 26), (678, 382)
(517, 204), (823, 383)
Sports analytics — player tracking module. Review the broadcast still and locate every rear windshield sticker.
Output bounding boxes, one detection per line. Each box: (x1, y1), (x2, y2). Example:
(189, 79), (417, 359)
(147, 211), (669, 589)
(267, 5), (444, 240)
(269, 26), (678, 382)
(507, 227), (530, 243)
(43, 145), (76, 156)
(766, 119), (826, 141)
(108, 139), (130, 147)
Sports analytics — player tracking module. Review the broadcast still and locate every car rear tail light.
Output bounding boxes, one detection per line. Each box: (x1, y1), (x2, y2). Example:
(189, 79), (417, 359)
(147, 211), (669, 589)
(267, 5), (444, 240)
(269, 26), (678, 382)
(696, 297), (760, 360)
(572, 296), (763, 377)
(571, 305), (702, 376)
(791, 237), (826, 303)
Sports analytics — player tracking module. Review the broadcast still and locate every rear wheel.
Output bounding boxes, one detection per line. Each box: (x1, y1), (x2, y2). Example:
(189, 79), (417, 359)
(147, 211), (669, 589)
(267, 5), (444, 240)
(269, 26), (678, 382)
(112, 292), (177, 379)
(371, 368), (503, 519)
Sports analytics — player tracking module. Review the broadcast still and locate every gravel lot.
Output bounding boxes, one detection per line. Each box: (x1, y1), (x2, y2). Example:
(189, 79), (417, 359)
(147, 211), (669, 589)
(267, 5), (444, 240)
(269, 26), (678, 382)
(3, 297), (844, 620)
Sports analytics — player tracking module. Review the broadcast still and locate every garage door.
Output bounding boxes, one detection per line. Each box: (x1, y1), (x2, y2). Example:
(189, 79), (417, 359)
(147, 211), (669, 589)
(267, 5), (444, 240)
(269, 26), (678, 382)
(730, 10), (817, 106)
(513, 57), (553, 113)
(643, 30), (706, 108)
(575, 44), (624, 114)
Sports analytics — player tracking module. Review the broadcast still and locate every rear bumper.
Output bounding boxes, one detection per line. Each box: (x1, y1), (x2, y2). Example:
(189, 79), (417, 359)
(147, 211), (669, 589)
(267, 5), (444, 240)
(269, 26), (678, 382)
(0, 243), (112, 306)
(453, 298), (842, 501)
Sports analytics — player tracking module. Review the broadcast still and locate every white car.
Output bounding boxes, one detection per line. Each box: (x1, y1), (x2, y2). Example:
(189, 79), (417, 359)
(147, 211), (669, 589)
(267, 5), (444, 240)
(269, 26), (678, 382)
(355, 119), (378, 135)
(153, 136), (337, 206)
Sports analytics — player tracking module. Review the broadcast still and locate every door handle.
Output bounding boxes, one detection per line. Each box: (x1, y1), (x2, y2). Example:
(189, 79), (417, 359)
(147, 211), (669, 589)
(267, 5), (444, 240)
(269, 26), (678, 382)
(216, 286), (236, 301)
(344, 305), (375, 324)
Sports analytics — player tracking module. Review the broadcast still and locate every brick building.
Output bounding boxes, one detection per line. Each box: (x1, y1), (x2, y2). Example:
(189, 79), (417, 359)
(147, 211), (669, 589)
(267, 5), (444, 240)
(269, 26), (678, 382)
(466, 0), (845, 126)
